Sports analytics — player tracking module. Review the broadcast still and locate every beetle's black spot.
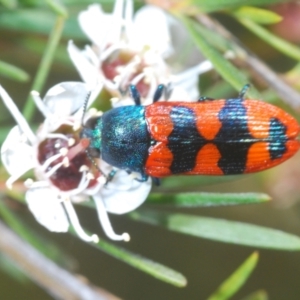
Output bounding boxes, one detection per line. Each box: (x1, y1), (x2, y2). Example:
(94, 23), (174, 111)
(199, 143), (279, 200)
(215, 98), (254, 174)
(168, 106), (206, 173)
(268, 117), (287, 160)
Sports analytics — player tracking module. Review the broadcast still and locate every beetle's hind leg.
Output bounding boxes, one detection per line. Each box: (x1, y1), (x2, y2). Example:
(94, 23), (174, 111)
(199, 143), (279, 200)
(239, 84), (251, 99)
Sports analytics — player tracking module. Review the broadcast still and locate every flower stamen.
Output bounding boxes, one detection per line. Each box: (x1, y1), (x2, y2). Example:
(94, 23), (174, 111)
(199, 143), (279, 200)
(66, 138), (90, 162)
(63, 198), (99, 243)
(94, 197), (130, 242)
(41, 153), (63, 171)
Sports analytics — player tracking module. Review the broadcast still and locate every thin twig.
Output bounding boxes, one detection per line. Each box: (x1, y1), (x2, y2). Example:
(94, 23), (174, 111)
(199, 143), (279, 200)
(23, 16), (65, 121)
(195, 14), (300, 110)
(0, 220), (120, 300)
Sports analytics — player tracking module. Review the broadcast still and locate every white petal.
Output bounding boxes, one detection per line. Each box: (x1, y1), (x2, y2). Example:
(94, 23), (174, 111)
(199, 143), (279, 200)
(168, 86), (194, 102)
(26, 186), (69, 232)
(174, 60), (213, 87)
(73, 82), (103, 120)
(78, 2), (124, 48)
(172, 61), (213, 99)
(0, 85), (36, 144)
(67, 41), (101, 87)
(131, 6), (172, 56)
(1, 126), (35, 177)
(78, 4), (111, 47)
(43, 82), (91, 116)
(98, 170), (152, 214)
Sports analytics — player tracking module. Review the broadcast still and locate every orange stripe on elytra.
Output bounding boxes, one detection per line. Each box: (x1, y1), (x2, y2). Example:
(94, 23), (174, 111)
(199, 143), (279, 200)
(245, 100), (300, 139)
(145, 101), (226, 141)
(145, 142), (173, 177)
(145, 103), (173, 142)
(192, 100), (225, 140)
(185, 143), (224, 175)
(245, 140), (300, 173)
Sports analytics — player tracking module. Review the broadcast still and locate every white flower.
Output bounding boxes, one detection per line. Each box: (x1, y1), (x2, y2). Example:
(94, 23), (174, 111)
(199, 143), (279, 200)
(68, 0), (213, 105)
(0, 82), (151, 242)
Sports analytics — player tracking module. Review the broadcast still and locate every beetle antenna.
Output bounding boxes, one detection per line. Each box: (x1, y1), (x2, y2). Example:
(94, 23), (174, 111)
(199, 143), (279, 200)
(80, 91), (108, 182)
(85, 149), (107, 181)
(81, 91), (92, 127)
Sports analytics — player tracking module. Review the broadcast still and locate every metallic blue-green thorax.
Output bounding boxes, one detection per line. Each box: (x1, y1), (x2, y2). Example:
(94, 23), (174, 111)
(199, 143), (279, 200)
(90, 119), (103, 150)
(81, 117), (103, 153)
(96, 105), (150, 174)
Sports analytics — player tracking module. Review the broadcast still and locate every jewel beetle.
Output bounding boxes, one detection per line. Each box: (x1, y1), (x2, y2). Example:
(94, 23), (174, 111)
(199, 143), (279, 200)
(81, 84), (300, 182)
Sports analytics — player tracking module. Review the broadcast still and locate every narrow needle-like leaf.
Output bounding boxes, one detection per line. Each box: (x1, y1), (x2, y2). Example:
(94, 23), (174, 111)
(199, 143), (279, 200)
(131, 210), (300, 250)
(207, 252), (259, 300)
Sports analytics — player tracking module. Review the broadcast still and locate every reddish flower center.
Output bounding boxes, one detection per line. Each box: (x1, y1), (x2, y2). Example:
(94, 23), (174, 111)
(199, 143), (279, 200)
(37, 126), (100, 191)
(101, 49), (151, 97)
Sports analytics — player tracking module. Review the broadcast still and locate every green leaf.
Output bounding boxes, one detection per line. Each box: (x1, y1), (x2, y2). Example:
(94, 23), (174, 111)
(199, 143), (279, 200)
(0, 10), (84, 39)
(0, 0), (17, 9)
(93, 239), (187, 287)
(237, 18), (300, 61)
(241, 290), (268, 300)
(180, 0), (286, 14)
(69, 228), (187, 287)
(0, 60), (30, 82)
(0, 196), (73, 267)
(207, 252), (259, 300)
(180, 16), (260, 98)
(23, 16), (65, 121)
(147, 192), (271, 207)
(131, 210), (300, 250)
(232, 6), (282, 24)
(46, 0), (68, 18)
(161, 175), (241, 190)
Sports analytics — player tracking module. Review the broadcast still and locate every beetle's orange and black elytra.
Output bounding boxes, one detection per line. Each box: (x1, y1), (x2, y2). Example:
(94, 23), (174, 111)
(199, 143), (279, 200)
(144, 97), (300, 178)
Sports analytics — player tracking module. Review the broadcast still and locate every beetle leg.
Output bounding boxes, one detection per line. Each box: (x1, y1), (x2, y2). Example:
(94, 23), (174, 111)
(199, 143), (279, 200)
(198, 96), (215, 102)
(153, 84), (165, 102)
(105, 169), (117, 185)
(129, 85), (141, 106)
(239, 84), (251, 99)
(151, 177), (161, 186)
(135, 173), (149, 182)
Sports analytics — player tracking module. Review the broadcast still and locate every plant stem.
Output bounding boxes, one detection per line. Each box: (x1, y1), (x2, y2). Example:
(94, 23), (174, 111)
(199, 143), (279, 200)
(0, 220), (118, 300)
(195, 14), (300, 110)
(23, 16), (65, 121)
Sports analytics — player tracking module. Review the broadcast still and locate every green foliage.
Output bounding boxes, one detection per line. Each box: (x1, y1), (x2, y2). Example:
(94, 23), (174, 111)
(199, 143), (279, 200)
(207, 252), (259, 300)
(131, 209), (300, 250)
(0, 0), (300, 298)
